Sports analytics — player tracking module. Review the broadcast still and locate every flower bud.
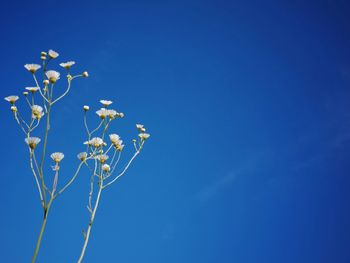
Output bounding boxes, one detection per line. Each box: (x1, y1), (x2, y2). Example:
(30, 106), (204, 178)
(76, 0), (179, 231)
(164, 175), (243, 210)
(82, 71), (89, 77)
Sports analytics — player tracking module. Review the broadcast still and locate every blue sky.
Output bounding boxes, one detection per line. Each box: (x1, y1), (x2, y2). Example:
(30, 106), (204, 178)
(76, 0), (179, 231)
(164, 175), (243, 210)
(1, 0), (350, 262)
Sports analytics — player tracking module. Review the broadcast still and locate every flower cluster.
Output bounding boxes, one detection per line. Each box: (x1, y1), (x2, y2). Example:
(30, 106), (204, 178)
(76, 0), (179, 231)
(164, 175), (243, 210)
(109, 134), (124, 151)
(4, 49), (89, 148)
(136, 124), (151, 140)
(5, 49), (151, 263)
(93, 100), (124, 120)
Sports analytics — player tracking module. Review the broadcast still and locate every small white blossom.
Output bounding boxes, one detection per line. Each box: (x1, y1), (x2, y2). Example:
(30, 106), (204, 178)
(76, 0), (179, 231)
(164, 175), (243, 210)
(96, 154), (109, 164)
(117, 143), (124, 151)
(84, 137), (104, 148)
(50, 152), (64, 163)
(82, 71), (89, 77)
(24, 64), (41, 73)
(107, 109), (118, 119)
(41, 51), (47, 56)
(96, 108), (109, 119)
(136, 124), (144, 130)
(4, 96), (19, 104)
(139, 133), (151, 140)
(109, 134), (120, 144)
(60, 61), (75, 69)
(43, 79), (49, 85)
(136, 124), (146, 132)
(109, 134), (124, 151)
(25, 137), (41, 149)
(48, 49), (59, 59)
(100, 100), (113, 106)
(11, 106), (17, 112)
(25, 87), (40, 93)
(119, 112), (125, 118)
(31, 105), (44, 120)
(83, 105), (90, 111)
(77, 152), (88, 161)
(23, 91), (29, 96)
(46, 70), (60, 83)
(102, 164), (110, 172)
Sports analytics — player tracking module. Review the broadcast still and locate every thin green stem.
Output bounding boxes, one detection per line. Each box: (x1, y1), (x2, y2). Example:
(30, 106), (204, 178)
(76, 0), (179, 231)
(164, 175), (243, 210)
(39, 105), (51, 204)
(103, 142), (144, 189)
(51, 80), (71, 105)
(29, 151), (44, 207)
(77, 182), (103, 263)
(55, 162), (84, 198)
(33, 74), (50, 104)
(31, 198), (53, 263)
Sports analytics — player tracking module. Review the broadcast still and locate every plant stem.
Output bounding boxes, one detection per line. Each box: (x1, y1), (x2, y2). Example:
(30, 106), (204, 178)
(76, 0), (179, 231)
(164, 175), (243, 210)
(39, 105), (51, 204)
(77, 184), (103, 263)
(31, 199), (53, 263)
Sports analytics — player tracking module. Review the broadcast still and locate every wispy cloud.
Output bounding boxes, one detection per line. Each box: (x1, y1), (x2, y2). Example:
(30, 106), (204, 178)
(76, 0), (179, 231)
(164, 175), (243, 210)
(195, 172), (237, 202)
(195, 123), (350, 204)
(195, 150), (274, 202)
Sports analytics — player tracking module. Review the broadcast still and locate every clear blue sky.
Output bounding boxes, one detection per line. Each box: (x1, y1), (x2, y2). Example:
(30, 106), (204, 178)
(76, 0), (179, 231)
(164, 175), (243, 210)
(1, 0), (350, 262)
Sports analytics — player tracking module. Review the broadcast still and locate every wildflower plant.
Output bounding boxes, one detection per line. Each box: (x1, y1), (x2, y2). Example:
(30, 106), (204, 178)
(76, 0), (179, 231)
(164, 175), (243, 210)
(76, 101), (150, 263)
(5, 49), (150, 263)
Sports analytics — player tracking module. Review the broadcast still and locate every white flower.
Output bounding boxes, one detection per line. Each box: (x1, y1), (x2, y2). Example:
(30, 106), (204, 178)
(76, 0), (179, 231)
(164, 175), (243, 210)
(119, 112), (125, 118)
(102, 164), (110, 172)
(4, 96), (19, 104)
(24, 64), (41, 73)
(136, 124), (146, 132)
(109, 134), (124, 151)
(96, 108), (109, 119)
(77, 152), (88, 161)
(84, 137), (104, 148)
(96, 154), (109, 164)
(50, 152), (64, 163)
(107, 109), (118, 119)
(31, 105), (44, 120)
(82, 71), (89, 77)
(139, 133), (150, 140)
(116, 143), (124, 151)
(25, 87), (40, 93)
(100, 100), (113, 106)
(60, 61), (75, 69)
(109, 134), (120, 144)
(46, 70), (60, 83)
(48, 49), (59, 59)
(83, 105), (90, 111)
(25, 137), (41, 149)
